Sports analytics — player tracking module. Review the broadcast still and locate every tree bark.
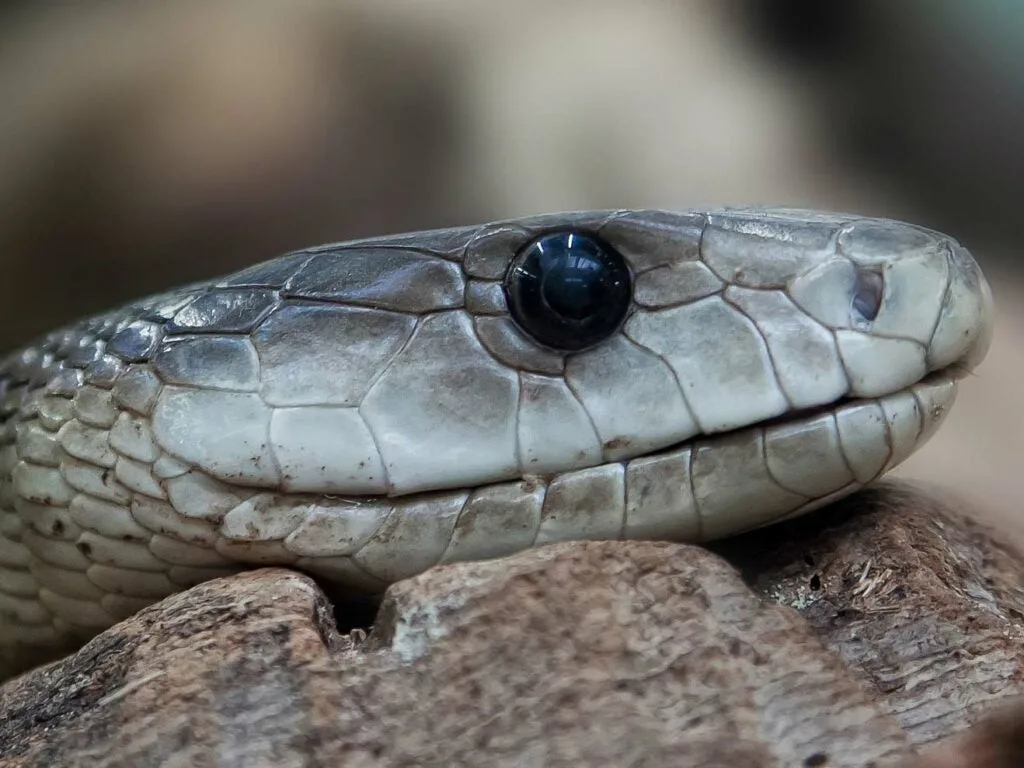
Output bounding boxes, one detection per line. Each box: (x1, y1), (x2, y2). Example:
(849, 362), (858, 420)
(2, 480), (1023, 767)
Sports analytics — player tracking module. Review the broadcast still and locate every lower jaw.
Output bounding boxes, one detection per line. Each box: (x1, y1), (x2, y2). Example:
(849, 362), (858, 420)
(624, 370), (960, 543)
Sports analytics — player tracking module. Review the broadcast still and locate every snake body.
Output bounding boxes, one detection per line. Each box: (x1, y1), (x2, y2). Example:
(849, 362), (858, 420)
(0, 208), (993, 677)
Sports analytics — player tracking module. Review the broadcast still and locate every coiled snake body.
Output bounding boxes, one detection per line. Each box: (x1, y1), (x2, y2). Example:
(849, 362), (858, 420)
(0, 208), (994, 677)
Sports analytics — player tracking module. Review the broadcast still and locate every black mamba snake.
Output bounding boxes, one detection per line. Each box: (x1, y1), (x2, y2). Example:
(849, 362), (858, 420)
(0, 207), (994, 677)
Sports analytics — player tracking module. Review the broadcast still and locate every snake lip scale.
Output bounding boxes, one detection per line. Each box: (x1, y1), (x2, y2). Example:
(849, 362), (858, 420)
(749, 367), (966, 433)
(539, 366), (959, 486)
(0, 207), (995, 677)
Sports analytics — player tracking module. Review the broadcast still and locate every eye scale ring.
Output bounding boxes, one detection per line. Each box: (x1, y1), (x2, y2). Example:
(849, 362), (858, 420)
(503, 230), (633, 352)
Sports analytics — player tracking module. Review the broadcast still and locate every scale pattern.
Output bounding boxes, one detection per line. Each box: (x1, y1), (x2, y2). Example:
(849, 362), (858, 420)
(0, 208), (993, 676)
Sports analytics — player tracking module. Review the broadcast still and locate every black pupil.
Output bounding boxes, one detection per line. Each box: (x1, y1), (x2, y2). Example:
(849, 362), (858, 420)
(540, 248), (603, 319)
(504, 231), (632, 351)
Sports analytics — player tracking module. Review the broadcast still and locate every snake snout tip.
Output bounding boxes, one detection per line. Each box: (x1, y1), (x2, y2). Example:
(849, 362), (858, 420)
(961, 246), (996, 374)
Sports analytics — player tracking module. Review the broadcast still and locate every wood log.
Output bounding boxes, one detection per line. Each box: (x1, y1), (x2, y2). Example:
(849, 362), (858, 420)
(1, 480), (1022, 767)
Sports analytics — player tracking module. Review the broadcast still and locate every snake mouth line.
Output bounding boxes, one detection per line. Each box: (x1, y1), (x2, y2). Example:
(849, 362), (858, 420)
(635, 366), (962, 465)
(760, 369), (957, 429)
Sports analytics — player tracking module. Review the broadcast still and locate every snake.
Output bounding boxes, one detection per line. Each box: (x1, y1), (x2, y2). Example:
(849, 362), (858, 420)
(0, 207), (993, 678)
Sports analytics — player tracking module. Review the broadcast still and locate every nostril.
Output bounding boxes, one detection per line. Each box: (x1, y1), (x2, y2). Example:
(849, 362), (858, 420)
(852, 268), (884, 323)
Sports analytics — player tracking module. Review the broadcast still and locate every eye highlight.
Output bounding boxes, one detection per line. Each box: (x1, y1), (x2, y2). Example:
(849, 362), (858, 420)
(852, 268), (884, 324)
(503, 230), (632, 351)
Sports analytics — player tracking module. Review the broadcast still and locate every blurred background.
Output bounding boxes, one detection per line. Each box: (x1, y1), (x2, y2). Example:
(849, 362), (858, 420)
(0, 0), (1020, 530)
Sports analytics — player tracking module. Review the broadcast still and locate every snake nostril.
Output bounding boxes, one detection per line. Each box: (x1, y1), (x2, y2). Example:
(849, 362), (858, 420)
(851, 268), (884, 324)
(503, 230), (632, 351)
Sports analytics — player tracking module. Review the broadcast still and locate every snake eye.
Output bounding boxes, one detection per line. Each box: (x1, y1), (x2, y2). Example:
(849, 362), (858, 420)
(503, 230), (632, 351)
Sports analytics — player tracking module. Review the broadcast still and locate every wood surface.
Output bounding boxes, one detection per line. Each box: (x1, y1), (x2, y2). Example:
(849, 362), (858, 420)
(2, 481), (1023, 767)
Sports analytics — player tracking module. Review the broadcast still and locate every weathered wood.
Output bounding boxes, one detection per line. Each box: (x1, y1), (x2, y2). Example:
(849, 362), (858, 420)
(908, 698), (1024, 768)
(715, 481), (1024, 745)
(1, 480), (1022, 767)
